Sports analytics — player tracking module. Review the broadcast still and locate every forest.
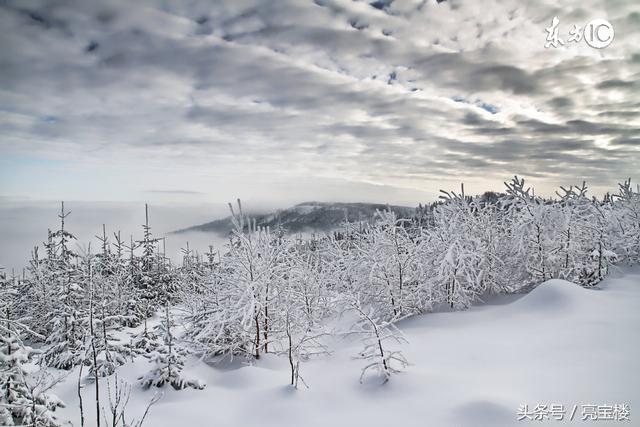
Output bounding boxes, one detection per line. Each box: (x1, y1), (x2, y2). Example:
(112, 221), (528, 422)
(1, 176), (639, 427)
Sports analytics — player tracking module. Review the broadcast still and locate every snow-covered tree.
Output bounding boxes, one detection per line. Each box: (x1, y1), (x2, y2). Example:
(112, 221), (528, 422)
(84, 249), (128, 379)
(278, 250), (331, 388)
(502, 177), (555, 285)
(139, 302), (204, 390)
(425, 186), (485, 309)
(361, 210), (419, 319)
(43, 202), (86, 370)
(216, 200), (288, 358)
(349, 300), (409, 384)
(0, 316), (65, 426)
(136, 205), (163, 320)
(613, 179), (640, 264)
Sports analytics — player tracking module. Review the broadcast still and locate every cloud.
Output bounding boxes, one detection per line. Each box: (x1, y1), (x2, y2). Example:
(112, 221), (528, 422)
(0, 0), (639, 203)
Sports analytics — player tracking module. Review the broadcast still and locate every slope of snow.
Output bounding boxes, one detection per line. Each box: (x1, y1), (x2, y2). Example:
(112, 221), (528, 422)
(52, 269), (640, 427)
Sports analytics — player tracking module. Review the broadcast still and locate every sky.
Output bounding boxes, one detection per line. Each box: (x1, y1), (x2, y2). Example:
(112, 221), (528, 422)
(1, 0), (639, 207)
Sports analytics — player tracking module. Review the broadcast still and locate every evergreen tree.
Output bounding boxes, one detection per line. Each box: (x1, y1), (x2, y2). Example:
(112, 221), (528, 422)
(43, 203), (86, 370)
(139, 302), (204, 391)
(1, 280), (64, 427)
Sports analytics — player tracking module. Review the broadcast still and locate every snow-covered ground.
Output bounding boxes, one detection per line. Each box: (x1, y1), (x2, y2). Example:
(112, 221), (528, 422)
(52, 268), (640, 427)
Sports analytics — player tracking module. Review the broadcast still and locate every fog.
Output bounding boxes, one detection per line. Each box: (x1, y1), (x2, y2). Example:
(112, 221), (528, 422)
(0, 200), (239, 273)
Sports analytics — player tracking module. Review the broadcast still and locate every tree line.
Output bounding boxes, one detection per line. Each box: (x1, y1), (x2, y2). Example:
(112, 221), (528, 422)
(1, 177), (639, 426)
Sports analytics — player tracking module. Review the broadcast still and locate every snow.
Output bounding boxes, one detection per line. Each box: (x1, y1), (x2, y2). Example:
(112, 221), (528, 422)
(51, 268), (640, 426)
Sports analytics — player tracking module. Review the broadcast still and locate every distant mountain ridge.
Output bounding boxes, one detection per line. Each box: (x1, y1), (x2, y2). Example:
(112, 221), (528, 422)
(172, 201), (414, 236)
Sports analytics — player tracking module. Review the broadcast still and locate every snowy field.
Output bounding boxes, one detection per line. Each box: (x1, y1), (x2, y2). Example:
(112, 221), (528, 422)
(51, 268), (640, 427)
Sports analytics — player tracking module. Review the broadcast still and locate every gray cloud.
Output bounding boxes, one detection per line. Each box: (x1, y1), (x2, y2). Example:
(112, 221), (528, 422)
(0, 0), (639, 203)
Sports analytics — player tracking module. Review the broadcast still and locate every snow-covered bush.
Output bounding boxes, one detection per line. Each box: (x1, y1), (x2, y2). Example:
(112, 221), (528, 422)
(349, 300), (409, 384)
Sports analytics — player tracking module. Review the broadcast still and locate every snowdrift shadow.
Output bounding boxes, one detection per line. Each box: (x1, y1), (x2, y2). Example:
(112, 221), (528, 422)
(397, 279), (591, 331)
(201, 354), (249, 371)
(451, 400), (514, 427)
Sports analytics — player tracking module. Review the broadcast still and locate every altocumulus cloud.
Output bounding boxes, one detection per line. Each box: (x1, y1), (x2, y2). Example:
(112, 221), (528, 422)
(0, 0), (639, 202)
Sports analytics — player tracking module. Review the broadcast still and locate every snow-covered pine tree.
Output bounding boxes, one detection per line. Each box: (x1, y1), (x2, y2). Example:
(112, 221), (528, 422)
(1, 291), (65, 427)
(43, 202), (86, 370)
(122, 234), (144, 328)
(177, 242), (206, 297)
(84, 247), (128, 379)
(111, 231), (139, 327)
(131, 206), (165, 356)
(21, 246), (55, 338)
(139, 302), (204, 390)
(0, 335), (65, 426)
(136, 204), (162, 321)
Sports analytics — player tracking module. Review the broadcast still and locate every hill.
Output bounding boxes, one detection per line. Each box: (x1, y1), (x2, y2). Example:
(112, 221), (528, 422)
(172, 201), (415, 236)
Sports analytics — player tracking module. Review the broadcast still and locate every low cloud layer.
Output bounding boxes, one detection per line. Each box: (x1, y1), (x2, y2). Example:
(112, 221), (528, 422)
(1, 0), (639, 203)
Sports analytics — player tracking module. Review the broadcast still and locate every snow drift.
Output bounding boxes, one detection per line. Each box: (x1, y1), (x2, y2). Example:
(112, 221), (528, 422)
(48, 269), (640, 427)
